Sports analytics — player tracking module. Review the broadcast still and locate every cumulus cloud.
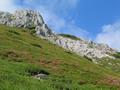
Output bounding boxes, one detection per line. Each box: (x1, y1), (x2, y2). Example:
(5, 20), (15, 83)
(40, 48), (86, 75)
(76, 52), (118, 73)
(39, 8), (88, 39)
(16, 0), (88, 38)
(22, 0), (79, 9)
(23, 0), (88, 38)
(0, 0), (17, 12)
(96, 22), (120, 50)
(63, 23), (89, 39)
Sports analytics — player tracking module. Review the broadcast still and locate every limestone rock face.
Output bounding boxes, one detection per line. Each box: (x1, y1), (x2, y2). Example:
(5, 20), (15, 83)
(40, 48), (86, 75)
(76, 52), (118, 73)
(0, 10), (53, 37)
(0, 10), (117, 61)
(54, 36), (116, 59)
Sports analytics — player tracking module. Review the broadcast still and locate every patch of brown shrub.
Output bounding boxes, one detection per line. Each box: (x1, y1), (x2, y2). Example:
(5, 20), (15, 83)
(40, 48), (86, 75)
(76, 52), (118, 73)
(0, 49), (33, 62)
(97, 75), (120, 87)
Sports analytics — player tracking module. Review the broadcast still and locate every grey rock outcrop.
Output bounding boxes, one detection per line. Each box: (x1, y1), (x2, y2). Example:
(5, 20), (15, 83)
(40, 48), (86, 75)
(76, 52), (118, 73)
(0, 10), (117, 61)
(0, 10), (53, 37)
(54, 36), (116, 59)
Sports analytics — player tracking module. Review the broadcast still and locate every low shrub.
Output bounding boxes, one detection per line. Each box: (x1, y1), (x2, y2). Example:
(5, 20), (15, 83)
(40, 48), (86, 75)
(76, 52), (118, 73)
(31, 43), (42, 48)
(8, 30), (20, 35)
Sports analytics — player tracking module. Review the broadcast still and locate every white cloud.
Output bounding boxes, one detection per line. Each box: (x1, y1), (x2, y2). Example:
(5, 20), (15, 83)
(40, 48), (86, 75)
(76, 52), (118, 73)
(63, 0), (79, 7)
(22, 0), (79, 9)
(65, 23), (89, 39)
(0, 0), (17, 12)
(38, 8), (66, 31)
(96, 22), (120, 50)
(38, 7), (88, 39)
(0, 0), (79, 13)
(20, 0), (88, 38)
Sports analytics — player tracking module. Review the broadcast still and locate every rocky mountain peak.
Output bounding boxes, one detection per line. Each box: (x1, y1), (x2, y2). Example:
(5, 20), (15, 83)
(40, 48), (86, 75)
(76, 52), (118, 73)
(0, 9), (53, 37)
(0, 9), (117, 61)
(14, 10), (44, 27)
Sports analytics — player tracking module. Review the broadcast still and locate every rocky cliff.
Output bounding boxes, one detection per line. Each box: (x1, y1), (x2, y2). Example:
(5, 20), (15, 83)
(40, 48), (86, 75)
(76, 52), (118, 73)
(0, 10), (54, 37)
(0, 10), (117, 61)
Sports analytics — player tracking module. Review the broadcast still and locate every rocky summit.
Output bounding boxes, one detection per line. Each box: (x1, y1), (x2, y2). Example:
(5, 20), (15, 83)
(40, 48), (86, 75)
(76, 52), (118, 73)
(0, 10), (53, 37)
(0, 10), (117, 61)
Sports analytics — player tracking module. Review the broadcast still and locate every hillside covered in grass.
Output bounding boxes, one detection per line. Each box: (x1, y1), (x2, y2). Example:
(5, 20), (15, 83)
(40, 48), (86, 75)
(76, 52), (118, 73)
(0, 24), (120, 90)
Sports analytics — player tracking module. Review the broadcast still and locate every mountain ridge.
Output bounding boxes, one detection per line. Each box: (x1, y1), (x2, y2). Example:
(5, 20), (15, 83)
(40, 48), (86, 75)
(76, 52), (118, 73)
(0, 9), (117, 61)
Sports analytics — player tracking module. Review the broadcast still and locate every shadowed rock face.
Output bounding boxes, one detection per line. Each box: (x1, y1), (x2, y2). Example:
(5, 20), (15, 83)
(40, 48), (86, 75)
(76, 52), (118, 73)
(0, 10), (117, 61)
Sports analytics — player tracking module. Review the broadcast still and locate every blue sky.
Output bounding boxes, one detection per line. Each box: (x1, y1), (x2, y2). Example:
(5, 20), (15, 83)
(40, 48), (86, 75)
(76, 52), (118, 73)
(0, 0), (120, 50)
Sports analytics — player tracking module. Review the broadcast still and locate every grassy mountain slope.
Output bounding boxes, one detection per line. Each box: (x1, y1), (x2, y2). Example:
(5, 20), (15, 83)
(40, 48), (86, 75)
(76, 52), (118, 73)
(0, 24), (120, 90)
(97, 57), (120, 74)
